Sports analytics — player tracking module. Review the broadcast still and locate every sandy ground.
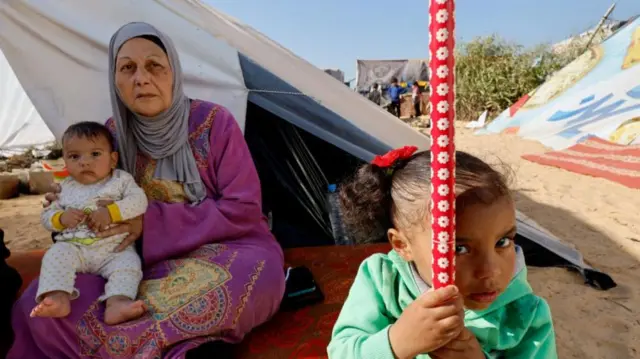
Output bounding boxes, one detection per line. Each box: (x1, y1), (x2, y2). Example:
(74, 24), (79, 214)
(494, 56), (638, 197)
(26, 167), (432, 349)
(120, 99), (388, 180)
(1, 124), (639, 358)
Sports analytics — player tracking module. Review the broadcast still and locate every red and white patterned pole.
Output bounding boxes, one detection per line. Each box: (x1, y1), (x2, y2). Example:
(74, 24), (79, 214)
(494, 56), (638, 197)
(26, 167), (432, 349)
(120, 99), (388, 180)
(429, 0), (456, 289)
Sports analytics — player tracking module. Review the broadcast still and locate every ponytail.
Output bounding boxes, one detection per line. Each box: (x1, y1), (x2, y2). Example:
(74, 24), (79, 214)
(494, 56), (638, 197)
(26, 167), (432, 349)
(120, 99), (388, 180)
(339, 163), (393, 244)
(339, 146), (419, 244)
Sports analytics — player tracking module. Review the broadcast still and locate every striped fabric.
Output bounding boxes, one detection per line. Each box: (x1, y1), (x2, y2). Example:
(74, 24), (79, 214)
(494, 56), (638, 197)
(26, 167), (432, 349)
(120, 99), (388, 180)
(522, 137), (640, 189)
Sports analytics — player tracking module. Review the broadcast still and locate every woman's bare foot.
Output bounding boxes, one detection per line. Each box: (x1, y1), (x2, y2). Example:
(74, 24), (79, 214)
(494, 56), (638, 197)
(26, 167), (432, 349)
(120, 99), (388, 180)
(30, 291), (71, 318)
(104, 296), (146, 325)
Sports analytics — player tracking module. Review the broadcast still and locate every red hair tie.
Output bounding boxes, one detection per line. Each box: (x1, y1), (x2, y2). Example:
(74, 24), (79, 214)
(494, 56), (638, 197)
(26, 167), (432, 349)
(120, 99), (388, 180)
(371, 146), (418, 174)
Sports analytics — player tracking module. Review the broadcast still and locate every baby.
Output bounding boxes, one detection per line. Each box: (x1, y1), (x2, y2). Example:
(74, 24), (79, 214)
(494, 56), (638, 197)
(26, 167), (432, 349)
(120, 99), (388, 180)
(32, 121), (148, 325)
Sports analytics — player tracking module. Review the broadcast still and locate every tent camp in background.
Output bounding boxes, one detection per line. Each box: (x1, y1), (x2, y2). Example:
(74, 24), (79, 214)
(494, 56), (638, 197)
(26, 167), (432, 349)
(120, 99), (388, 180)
(477, 16), (640, 189)
(550, 17), (626, 55)
(0, 49), (54, 156)
(1, 0), (613, 289)
(356, 59), (429, 92)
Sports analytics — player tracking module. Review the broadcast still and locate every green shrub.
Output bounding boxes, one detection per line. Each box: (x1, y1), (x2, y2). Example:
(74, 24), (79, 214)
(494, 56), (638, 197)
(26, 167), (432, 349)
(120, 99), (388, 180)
(454, 35), (582, 121)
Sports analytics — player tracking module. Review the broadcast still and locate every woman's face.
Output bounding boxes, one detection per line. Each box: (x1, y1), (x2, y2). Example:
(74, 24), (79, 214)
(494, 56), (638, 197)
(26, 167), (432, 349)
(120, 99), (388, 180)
(114, 37), (173, 117)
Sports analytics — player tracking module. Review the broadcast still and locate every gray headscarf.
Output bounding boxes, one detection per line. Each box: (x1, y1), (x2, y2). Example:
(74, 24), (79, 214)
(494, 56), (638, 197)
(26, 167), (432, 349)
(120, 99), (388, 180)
(108, 22), (205, 204)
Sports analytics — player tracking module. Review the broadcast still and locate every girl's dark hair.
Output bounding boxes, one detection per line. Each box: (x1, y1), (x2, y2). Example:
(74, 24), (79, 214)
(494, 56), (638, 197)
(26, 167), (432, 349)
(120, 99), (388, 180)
(339, 151), (511, 244)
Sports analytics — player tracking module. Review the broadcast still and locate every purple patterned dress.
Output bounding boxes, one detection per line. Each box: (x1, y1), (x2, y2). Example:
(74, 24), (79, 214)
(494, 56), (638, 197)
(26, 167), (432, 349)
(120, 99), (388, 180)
(8, 100), (286, 358)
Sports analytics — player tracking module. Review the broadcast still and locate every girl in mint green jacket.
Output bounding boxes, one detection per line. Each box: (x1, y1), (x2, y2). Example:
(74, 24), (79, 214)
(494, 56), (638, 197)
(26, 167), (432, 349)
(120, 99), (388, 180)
(328, 148), (557, 359)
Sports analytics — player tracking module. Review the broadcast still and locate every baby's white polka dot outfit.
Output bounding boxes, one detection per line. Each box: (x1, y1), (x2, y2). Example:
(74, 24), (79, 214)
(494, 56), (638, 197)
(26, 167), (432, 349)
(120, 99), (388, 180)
(37, 169), (148, 302)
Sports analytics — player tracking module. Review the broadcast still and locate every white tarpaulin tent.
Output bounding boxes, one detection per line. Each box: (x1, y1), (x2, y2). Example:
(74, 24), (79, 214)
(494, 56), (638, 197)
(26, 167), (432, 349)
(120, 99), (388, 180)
(0, 0), (614, 291)
(0, 48), (54, 154)
(0, 0), (426, 161)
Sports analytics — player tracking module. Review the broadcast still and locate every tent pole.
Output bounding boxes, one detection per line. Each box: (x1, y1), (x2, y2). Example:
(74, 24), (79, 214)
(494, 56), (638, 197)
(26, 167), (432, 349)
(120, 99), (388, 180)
(429, 0), (456, 289)
(584, 3), (616, 52)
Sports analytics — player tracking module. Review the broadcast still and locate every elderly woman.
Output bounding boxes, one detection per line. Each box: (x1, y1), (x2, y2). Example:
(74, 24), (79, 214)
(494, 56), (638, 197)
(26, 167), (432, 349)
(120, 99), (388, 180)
(8, 22), (285, 358)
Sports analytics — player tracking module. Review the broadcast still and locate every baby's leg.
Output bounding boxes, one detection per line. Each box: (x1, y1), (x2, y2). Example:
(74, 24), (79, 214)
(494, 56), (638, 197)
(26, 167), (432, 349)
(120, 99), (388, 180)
(32, 242), (82, 318)
(99, 247), (144, 325)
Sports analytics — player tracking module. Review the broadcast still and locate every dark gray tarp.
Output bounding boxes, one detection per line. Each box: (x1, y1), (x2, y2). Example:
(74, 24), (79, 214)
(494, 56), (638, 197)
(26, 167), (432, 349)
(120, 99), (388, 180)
(515, 212), (615, 290)
(239, 54), (389, 162)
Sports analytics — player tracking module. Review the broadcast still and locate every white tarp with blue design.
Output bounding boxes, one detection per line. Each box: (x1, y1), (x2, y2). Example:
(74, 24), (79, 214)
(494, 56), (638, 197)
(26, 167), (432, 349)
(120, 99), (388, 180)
(480, 17), (640, 149)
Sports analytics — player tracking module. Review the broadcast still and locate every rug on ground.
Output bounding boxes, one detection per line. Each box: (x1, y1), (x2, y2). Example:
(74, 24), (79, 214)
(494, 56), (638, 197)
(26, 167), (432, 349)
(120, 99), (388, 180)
(522, 137), (640, 189)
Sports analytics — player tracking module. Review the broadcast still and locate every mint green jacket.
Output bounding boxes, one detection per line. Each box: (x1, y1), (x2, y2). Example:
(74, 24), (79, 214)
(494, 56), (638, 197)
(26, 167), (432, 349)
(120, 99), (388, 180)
(327, 248), (557, 359)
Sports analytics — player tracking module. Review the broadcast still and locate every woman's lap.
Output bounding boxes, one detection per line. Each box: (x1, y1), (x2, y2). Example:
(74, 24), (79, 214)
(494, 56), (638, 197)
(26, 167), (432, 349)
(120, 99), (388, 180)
(9, 237), (285, 359)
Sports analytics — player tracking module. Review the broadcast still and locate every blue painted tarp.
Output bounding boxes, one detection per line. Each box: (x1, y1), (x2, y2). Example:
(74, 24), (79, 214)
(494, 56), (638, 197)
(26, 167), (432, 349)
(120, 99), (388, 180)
(480, 17), (640, 149)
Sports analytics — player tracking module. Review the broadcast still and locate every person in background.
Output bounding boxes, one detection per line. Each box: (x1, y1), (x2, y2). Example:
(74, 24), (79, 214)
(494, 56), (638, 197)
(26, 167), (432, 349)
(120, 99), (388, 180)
(387, 77), (406, 117)
(411, 82), (422, 118)
(368, 83), (381, 106)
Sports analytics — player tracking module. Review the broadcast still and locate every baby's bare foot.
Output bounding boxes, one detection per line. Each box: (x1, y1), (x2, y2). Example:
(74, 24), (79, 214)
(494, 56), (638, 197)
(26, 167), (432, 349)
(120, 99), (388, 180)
(30, 291), (71, 318)
(104, 296), (146, 325)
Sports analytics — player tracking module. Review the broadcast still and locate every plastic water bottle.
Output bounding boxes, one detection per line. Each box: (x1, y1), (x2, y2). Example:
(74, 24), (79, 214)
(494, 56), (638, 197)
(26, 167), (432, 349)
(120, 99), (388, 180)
(327, 184), (350, 245)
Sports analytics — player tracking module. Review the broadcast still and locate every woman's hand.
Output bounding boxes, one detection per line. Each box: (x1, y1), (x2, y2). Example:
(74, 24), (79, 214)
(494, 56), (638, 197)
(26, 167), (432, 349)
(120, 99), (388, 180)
(95, 214), (144, 252)
(388, 285), (465, 359)
(429, 328), (485, 359)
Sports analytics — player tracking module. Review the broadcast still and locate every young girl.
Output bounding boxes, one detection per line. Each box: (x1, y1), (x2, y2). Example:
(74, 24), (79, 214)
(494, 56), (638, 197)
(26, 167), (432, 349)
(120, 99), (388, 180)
(32, 121), (148, 325)
(327, 147), (557, 359)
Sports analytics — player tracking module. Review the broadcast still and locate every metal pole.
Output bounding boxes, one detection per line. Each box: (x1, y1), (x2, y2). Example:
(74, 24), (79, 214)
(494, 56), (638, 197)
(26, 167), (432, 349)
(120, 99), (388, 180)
(584, 2), (616, 51)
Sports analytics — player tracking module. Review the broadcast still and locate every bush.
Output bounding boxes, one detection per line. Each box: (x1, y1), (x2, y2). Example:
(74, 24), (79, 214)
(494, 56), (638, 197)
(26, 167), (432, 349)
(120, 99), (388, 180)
(454, 35), (582, 121)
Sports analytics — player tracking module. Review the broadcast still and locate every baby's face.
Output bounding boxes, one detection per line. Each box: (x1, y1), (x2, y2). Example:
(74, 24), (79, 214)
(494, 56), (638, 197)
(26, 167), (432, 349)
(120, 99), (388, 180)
(405, 196), (517, 310)
(62, 135), (117, 185)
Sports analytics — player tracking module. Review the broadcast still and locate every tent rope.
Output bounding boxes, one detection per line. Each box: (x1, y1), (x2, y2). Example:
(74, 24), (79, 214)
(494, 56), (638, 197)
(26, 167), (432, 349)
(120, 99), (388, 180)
(247, 88), (322, 104)
(247, 88), (308, 96)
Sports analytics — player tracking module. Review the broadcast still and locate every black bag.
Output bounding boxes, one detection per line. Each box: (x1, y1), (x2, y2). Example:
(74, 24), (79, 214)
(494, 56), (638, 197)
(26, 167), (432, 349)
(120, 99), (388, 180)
(280, 266), (324, 311)
(0, 229), (23, 358)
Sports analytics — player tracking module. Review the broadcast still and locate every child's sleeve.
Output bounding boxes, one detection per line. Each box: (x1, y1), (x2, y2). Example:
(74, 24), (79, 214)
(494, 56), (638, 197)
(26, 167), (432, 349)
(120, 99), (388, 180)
(505, 297), (557, 359)
(327, 256), (396, 359)
(41, 200), (66, 232)
(105, 172), (148, 223)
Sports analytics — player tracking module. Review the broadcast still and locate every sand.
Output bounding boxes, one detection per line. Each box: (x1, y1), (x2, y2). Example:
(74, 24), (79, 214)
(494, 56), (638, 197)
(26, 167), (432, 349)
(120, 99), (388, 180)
(1, 124), (639, 358)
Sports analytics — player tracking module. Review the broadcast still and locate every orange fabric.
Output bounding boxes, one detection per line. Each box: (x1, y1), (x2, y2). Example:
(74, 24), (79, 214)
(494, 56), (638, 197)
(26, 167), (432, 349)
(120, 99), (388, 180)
(8, 244), (391, 359)
(7, 250), (45, 296)
(235, 243), (390, 358)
